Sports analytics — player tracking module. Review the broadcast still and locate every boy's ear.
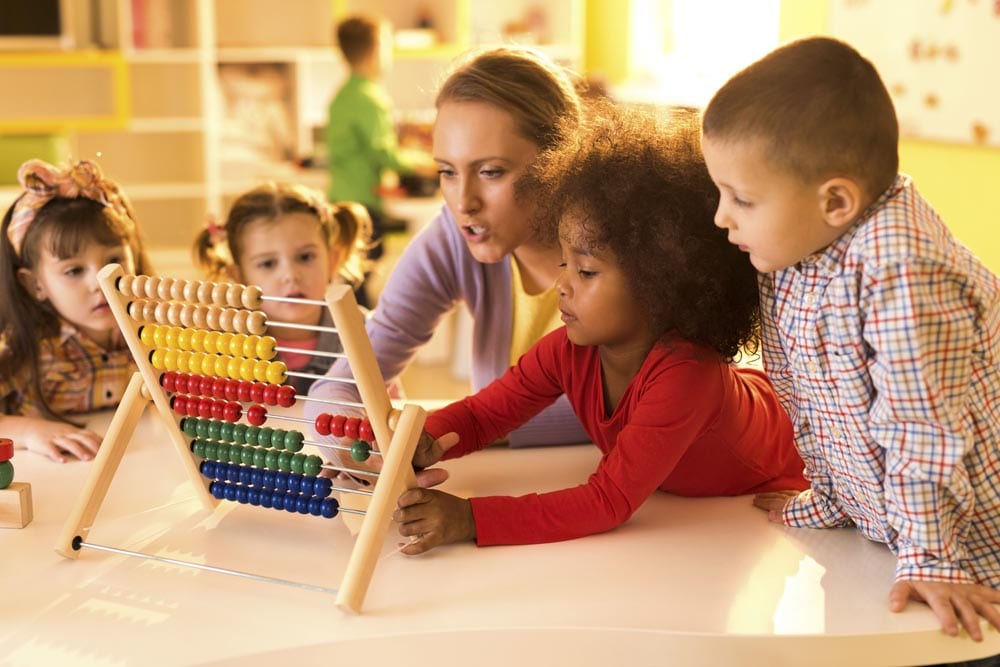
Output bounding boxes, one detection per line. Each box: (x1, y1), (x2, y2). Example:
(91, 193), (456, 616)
(818, 177), (864, 229)
(16, 268), (46, 301)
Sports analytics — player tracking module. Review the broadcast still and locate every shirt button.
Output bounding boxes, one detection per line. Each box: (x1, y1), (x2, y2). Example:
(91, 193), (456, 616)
(806, 361), (820, 373)
(803, 292), (816, 306)
(101, 354), (109, 362)
(106, 389), (113, 399)
(831, 427), (842, 439)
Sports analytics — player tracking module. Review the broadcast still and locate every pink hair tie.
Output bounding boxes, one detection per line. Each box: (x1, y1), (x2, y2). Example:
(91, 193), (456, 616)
(7, 159), (127, 257)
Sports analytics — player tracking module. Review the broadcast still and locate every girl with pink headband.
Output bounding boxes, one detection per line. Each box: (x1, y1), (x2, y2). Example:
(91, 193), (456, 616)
(0, 159), (152, 463)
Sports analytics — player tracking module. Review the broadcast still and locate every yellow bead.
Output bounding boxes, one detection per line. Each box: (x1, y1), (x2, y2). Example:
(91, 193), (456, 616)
(239, 358), (257, 382)
(190, 329), (207, 353)
(177, 327), (193, 351)
(189, 352), (205, 375)
(163, 348), (179, 372)
(203, 331), (220, 355)
(150, 348), (166, 370)
(242, 335), (260, 358)
(253, 359), (270, 383)
(214, 355), (231, 377)
(229, 333), (247, 357)
(227, 356), (243, 380)
(139, 325), (156, 348)
(153, 325), (167, 348)
(216, 332), (234, 356)
(256, 336), (277, 361)
(176, 350), (191, 373)
(202, 354), (219, 377)
(265, 361), (287, 386)
(165, 326), (182, 350)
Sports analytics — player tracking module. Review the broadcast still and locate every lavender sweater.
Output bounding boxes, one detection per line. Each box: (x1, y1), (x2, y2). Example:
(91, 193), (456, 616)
(306, 205), (588, 447)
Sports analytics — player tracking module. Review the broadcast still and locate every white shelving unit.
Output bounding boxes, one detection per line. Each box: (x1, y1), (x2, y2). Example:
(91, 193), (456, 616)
(1, 0), (585, 249)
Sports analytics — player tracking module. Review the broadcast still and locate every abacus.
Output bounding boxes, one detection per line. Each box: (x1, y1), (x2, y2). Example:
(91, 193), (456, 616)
(55, 263), (425, 613)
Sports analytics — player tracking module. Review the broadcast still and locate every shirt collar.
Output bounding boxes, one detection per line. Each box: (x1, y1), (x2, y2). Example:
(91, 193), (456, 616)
(797, 173), (908, 274)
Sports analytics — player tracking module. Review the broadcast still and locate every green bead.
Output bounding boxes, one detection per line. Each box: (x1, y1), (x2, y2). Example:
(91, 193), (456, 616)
(0, 461), (14, 489)
(191, 440), (207, 458)
(216, 443), (230, 463)
(182, 419), (198, 437)
(245, 426), (261, 447)
(350, 440), (371, 462)
(264, 449), (279, 470)
(240, 445), (255, 466)
(196, 418), (210, 439)
(277, 451), (292, 472)
(303, 455), (322, 476)
(208, 420), (222, 441)
(258, 427), (274, 449)
(283, 430), (304, 453)
(203, 441), (218, 460)
(232, 423), (248, 445)
(289, 453), (305, 474)
(219, 422), (235, 443)
(252, 447), (267, 468)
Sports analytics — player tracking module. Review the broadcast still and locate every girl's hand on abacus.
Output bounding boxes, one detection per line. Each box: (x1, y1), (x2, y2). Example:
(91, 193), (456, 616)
(23, 419), (101, 463)
(752, 490), (800, 522)
(412, 430), (459, 468)
(394, 488), (475, 555)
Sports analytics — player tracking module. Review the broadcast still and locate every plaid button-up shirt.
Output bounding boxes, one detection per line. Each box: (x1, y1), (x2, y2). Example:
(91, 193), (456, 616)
(0, 321), (133, 417)
(761, 174), (1000, 585)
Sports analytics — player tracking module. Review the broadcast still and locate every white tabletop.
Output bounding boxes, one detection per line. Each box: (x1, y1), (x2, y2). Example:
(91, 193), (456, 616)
(1, 407), (997, 667)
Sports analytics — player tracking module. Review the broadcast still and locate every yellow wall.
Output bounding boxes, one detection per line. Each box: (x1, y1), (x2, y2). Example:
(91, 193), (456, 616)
(781, 1), (1000, 273)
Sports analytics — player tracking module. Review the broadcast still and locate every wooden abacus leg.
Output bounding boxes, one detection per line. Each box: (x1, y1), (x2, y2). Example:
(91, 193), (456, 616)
(0, 482), (32, 528)
(336, 403), (426, 614)
(55, 372), (150, 558)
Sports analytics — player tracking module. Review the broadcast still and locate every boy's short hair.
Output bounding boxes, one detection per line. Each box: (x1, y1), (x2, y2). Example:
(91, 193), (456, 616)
(336, 15), (378, 67)
(702, 36), (899, 200)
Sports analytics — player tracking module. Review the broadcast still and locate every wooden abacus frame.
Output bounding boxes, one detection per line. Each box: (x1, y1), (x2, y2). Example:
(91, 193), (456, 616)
(55, 263), (424, 614)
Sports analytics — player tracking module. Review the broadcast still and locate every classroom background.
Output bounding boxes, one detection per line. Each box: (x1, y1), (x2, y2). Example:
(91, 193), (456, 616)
(1, 0), (998, 398)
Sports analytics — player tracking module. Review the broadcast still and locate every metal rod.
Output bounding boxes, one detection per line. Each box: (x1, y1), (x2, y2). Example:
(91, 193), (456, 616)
(261, 294), (327, 306)
(275, 346), (347, 360)
(305, 438), (383, 457)
(78, 541), (340, 595)
(266, 320), (339, 334)
(321, 463), (380, 478)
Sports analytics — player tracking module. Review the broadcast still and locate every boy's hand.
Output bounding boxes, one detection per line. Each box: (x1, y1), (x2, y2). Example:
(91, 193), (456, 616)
(889, 580), (1000, 642)
(393, 488), (475, 555)
(412, 430), (459, 469)
(752, 490), (801, 522)
(22, 420), (101, 463)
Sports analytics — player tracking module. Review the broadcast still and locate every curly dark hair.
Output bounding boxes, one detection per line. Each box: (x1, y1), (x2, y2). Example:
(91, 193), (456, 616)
(529, 101), (760, 360)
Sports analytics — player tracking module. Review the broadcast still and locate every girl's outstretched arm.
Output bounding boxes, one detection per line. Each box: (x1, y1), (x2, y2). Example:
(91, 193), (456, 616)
(0, 415), (101, 463)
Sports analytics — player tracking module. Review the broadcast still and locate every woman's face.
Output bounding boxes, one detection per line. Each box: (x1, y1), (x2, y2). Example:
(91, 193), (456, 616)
(433, 100), (540, 264)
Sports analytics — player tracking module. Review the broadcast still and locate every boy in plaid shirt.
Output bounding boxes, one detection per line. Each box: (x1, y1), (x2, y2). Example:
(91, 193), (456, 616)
(702, 36), (1000, 647)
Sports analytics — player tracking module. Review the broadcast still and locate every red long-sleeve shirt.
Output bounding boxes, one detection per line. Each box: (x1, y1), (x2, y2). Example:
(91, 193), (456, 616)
(425, 328), (807, 546)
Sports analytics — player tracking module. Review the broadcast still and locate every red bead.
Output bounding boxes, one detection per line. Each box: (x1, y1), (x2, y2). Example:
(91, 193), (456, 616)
(212, 377), (228, 399)
(210, 400), (225, 420)
(198, 398), (213, 419)
(175, 373), (190, 394)
(330, 414), (346, 438)
(262, 384), (279, 406)
(223, 401), (242, 422)
(314, 413), (332, 436)
(237, 381), (253, 403)
(171, 394), (187, 415)
(199, 375), (215, 397)
(247, 404), (267, 426)
(224, 379), (240, 402)
(344, 417), (360, 439)
(359, 419), (374, 442)
(277, 385), (296, 408)
(250, 382), (265, 403)
(160, 372), (176, 392)
(186, 397), (201, 417)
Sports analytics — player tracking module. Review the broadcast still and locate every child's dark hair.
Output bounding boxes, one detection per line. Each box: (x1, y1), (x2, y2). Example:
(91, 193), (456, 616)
(702, 36), (899, 202)
(532, 101), (760, 360)
(0, 178), (151, 423)
(336, 15), (379, 67)
(192, 182), (372, 285)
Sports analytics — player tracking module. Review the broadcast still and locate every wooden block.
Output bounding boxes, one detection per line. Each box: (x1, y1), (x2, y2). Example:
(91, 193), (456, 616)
(0, 482), (33, 528)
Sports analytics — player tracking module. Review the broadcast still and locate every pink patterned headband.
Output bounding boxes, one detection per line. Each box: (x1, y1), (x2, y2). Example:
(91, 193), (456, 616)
(7, 159), (135, 257)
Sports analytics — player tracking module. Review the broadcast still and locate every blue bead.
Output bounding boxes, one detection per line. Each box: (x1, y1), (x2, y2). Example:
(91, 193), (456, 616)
(210, 481), (226, 499)
(226, 463), (240, 483)
(284, 492), (299, 513)
(239, 467), (253, 485)
(262, 471), (276, 490)
(287, 473), (304, 494)
(320, 498), (338, 518)
(312, 476), (332, 498)
(308, 497), (322, 516)
(259, 490), (274, 508)
(270, 493), (284, 511)
(224, 484), (238, 502)
(250, 469), (263, 487)
(247, 488), (261, 506)
(274, 471), (289, 493)
(295, 495), (310, 514)
(235, 486), (249, 504)
(200, 460), (214, 478)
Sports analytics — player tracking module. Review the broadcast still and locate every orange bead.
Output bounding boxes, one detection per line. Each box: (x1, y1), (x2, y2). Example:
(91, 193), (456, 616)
(247, 311), (267, 336)
(144, 276), (161, 299)
(242, 285), (263, 310)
